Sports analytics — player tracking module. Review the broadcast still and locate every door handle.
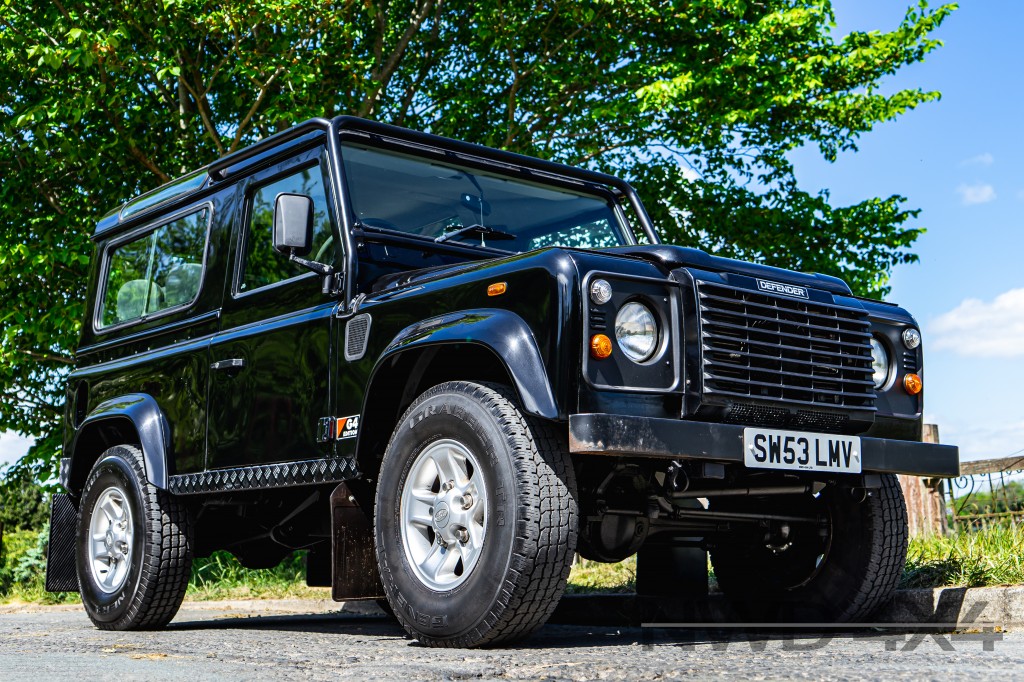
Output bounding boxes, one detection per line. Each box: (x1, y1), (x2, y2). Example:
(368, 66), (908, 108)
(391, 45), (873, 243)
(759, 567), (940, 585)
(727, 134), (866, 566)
(211, 358), (246, 371)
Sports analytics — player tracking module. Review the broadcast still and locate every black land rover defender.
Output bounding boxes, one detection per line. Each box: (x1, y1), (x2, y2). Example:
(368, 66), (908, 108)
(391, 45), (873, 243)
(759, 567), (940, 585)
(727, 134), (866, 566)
(45, 116), (958, 647)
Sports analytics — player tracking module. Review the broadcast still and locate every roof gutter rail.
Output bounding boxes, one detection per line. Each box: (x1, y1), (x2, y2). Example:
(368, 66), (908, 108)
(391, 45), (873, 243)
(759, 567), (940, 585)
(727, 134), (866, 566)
(208, 117), (333, 181)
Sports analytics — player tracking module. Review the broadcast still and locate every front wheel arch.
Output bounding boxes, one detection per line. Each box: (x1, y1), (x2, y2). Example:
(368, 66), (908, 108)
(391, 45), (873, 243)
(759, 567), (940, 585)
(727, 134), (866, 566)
(355, 341), (550, 489)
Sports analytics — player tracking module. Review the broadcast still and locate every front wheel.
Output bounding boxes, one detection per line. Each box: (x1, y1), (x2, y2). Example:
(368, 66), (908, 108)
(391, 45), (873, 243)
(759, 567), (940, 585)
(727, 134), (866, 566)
(76, 444), (192, 630)
(375, 381), (578, 648)
(710, 474), (908, 622)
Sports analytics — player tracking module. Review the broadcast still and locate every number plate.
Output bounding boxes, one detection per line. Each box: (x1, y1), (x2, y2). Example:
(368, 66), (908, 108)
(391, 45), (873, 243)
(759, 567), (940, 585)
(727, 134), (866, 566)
(743, 428), (862, 474)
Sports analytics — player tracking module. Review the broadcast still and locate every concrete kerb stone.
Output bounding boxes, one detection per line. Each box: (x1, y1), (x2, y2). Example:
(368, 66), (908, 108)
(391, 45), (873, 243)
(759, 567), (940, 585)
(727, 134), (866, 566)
(879, 585), (1024, 628)
(4, 586), (1023, 629)
(548, 587), (1024, 629)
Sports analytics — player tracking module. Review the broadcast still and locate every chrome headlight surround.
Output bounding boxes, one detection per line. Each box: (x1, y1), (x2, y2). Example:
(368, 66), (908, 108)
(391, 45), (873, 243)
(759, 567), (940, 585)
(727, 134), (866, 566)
(614, 301), (659, 363)
(870, 336), (892, 389)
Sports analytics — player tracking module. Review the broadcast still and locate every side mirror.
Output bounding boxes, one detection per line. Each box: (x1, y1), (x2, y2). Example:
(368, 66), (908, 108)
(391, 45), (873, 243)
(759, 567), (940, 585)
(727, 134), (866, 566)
(273, 193), (313, 256)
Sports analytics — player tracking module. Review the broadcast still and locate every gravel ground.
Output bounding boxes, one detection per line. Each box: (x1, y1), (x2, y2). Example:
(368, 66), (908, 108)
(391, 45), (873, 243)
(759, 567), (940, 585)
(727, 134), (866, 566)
(0, 603), (1021, 681)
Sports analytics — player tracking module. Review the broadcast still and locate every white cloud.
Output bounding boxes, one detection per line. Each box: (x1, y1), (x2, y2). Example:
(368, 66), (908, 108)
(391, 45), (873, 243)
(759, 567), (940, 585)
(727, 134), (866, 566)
(930, 288), (1024, 357)
(0, 431), (34, 470)
(930, 416), (1024, 464)
(961, 152), (994, 166)
(956, 182), (996, 205)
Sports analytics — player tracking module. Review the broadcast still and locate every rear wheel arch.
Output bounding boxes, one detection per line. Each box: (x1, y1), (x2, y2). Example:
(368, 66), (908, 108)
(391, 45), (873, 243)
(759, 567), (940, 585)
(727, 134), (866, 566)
(69, 417), (141, 496)
(67, 394), (170, 495)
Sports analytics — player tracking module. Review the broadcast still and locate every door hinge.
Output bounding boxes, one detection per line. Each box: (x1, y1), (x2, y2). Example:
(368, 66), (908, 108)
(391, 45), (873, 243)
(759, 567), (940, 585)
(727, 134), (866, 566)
(317, 417), (336, 443)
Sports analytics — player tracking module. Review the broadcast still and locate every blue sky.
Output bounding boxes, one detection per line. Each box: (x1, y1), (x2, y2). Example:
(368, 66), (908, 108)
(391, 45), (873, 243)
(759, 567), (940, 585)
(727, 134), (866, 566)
(789, 0), (1024, 462)
(0, 1), (1016, 469)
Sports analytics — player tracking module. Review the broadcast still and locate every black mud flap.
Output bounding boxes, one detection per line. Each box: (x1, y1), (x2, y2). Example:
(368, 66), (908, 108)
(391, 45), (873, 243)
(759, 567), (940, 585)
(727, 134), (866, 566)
(45, 493), (80, 593)
(330, 483), (384, 601)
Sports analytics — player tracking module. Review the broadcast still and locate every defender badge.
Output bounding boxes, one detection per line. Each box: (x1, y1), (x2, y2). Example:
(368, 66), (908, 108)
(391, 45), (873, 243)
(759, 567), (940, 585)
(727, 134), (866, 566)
(756, 278), (809, 299)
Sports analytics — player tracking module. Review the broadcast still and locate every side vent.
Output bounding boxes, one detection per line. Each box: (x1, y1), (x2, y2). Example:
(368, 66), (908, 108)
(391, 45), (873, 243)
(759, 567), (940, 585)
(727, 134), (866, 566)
(345, 313), (372, 362)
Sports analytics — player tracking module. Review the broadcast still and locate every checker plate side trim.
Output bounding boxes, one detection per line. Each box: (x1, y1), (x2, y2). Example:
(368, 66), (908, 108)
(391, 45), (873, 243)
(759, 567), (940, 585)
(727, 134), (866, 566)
(168, 457), (357, 495)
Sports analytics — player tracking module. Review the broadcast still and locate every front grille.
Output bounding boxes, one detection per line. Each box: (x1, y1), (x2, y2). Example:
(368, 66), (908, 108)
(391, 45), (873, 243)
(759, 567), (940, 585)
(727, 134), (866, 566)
(697, 281), (876, 413)
(720, 403), (851, 432)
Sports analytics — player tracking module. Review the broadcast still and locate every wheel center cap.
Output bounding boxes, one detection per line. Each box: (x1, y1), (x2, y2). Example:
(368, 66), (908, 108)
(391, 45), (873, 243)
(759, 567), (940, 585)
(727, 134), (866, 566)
(434, 501), (451, 529)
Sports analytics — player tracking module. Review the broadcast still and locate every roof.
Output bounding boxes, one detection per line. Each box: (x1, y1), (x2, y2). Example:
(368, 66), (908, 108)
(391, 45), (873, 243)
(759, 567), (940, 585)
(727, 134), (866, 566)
(92, 116), (658, 244)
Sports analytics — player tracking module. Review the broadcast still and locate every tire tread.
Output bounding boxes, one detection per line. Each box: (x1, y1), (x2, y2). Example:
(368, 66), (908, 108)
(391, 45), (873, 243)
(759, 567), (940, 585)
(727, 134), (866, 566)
(80, 445), (192, 630)
(380, 381), (577, 647)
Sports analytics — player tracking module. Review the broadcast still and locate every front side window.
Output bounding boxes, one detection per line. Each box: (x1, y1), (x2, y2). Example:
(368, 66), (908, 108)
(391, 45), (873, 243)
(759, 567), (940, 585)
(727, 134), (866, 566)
(339, 143), (628, 253)
(240, 164), (334, 293)
(99, 208), (208, 328)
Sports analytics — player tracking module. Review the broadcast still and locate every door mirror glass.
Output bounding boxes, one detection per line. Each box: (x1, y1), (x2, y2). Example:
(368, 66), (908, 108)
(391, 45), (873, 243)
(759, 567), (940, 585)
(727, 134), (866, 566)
(273, 193), (313, 256)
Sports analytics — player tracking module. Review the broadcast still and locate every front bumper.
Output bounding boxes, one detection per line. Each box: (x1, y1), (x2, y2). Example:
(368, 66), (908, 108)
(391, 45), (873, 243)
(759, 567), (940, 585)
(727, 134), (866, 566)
(568, 413), (959, 478)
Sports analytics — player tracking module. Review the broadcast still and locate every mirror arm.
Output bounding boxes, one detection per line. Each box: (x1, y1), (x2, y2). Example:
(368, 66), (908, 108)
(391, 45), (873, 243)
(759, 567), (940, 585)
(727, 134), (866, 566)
(288, 251), (333, 277)
(286, 249), (342, 294)
(288, 250), (342, 295)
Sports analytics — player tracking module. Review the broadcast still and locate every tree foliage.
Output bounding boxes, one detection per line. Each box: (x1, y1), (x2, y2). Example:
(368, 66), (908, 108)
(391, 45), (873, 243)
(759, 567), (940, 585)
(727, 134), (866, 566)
(0, 466), (49, 532)
(0, 0), (954, 478)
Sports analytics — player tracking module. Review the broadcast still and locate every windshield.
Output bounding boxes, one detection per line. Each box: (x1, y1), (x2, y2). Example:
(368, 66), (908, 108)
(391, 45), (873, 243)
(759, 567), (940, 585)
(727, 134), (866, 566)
(339, 143), (630, 252)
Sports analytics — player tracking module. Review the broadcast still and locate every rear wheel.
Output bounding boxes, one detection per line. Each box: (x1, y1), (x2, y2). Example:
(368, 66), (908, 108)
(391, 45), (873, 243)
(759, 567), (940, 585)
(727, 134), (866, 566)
(375, 381), (578, 647)
(709, 474), (908, 622)
(76, 444), (192, 630)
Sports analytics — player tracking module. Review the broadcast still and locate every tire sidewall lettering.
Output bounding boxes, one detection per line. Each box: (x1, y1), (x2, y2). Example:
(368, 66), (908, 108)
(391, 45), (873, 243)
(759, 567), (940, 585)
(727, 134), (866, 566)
(379, 389), (516, 638)
(76, 450), (147, 623)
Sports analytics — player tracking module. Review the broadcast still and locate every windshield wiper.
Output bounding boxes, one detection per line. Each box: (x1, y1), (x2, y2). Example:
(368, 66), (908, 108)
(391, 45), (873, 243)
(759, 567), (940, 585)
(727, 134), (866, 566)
(434, 224), (516, 246)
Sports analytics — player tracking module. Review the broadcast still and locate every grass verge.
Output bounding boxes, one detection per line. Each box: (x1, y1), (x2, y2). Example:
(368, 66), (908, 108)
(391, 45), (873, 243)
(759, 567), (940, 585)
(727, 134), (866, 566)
(901, 523), (1024, 589)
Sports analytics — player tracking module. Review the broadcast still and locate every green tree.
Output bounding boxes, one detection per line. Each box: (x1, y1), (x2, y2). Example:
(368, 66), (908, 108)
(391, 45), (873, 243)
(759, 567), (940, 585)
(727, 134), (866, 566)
(0, 0), (954, 480)
(0, 466), (49, 532)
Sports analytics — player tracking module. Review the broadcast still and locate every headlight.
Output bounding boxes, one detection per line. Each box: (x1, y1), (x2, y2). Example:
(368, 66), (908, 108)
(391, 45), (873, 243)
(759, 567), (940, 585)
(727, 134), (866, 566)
(870, 337), (890, 389)
(615, 302), (658, 362)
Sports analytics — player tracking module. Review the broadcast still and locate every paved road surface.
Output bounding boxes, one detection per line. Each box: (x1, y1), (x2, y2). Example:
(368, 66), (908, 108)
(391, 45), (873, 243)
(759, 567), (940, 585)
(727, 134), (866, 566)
(1, 604), (1021, 680)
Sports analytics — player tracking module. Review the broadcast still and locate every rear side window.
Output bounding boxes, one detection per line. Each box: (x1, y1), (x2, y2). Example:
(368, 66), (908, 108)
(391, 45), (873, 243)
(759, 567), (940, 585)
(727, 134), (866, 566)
(99, 208), (209, 328)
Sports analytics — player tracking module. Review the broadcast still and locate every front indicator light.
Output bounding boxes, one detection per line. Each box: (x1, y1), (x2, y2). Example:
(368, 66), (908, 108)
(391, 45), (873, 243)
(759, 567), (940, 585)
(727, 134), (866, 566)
(902, 327), (921, 349)
(590, 334), (613, 359)
(903, 373), (923, 395)
(590, 279), (612, 305)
